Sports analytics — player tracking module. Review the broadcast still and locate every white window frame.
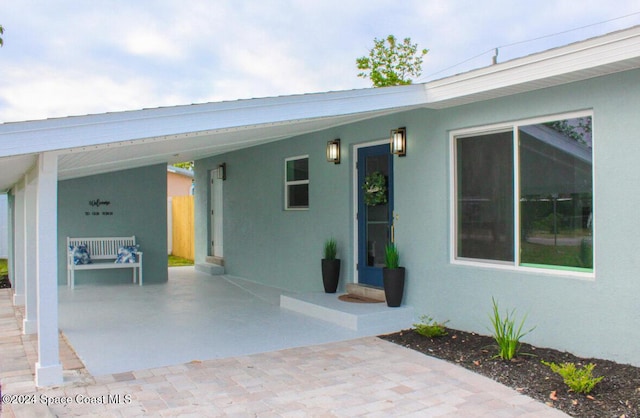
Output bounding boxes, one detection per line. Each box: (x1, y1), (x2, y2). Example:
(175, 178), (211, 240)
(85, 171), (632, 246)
(450, 110), (595, 279)
(284, 155), (309, 211)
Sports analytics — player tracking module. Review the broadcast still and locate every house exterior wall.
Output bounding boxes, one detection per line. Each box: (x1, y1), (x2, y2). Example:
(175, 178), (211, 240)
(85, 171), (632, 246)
(195, 130), (355, 291)
(195, 69), (640, 366)
(57, 164), (168, 285)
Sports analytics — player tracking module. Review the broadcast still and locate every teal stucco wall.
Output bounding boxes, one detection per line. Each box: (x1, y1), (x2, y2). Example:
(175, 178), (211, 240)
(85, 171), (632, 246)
(195, 69), (640, 366)
(57, 164), (168, 286)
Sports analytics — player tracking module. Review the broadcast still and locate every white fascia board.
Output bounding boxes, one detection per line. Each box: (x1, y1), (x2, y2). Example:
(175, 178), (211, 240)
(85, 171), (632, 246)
(424, 25), (640, 107)
(0, 85), (427, 158)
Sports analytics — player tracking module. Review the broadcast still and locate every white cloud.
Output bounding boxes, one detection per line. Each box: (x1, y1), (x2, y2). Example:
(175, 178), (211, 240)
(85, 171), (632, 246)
(0, 65), (187, 121)
(122, 29), (185, 60)
(1, 0), (639, 122)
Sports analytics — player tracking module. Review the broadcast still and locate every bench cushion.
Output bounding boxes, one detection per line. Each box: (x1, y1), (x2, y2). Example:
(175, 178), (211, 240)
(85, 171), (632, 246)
(69, 244), (92, 265)
(115, 245), (139, 263)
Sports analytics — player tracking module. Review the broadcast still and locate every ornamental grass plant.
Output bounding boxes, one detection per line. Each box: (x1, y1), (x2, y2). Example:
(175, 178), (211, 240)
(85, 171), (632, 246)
(489, 297), (536, 360)
(384, 243), (400, 269)
(323, 238), (337, 260)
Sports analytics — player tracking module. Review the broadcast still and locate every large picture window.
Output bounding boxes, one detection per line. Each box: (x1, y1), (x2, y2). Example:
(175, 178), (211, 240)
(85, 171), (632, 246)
(285, 156), (309, 210)
(454, 114), (593, 273)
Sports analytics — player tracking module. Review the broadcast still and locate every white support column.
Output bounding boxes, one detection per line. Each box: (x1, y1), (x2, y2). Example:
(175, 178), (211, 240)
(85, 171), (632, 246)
(23, 169), (38, 334)
(12, 179), (26, 306)
(7, 191), (15, 289)
(35, 152), (62, 387)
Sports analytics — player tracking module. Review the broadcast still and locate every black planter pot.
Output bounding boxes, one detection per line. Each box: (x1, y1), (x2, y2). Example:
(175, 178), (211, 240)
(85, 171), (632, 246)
(383, 267), (405, 307)
(321, 259), (341, 293)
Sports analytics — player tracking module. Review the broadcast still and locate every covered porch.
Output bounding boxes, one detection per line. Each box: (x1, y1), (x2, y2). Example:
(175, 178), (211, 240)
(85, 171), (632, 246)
(57, 266), (414, 377)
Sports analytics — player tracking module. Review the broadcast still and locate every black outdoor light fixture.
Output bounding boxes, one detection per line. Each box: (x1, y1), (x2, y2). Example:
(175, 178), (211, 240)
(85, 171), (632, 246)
(217, 163), (227, 180)
(326, 138), (341, 164)
(390, 127), (407, 157)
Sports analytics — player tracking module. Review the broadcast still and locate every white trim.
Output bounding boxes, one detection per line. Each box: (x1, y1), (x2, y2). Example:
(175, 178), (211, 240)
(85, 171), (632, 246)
(514, 126), (521, 268)
(449, 110), (595, 279)
(351, 139), (390, 284)
(452, 258), (595, 280)
(425, 26), (640, 108)
(284, 155), (310, 211)
(35, 152), (62, 386)
(12, 179), (26, 306)
(211, 169), (224, 258)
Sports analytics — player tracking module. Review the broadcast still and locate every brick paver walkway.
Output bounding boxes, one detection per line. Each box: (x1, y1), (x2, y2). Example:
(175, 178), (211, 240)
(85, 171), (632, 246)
(0, 289), (567, 417)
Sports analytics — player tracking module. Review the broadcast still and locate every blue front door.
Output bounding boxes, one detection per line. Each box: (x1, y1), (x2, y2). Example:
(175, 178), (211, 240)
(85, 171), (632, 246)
(358, 144), (393, 287)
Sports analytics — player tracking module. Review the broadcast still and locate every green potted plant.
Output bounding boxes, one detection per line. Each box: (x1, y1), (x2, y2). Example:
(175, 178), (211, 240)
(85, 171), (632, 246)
(321, 238), (340, 293)
(383, 243), (405, 307)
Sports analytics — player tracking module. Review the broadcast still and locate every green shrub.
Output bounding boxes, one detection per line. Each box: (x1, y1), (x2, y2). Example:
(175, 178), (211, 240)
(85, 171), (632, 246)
(542, 361), (604, 394)
(0, 259), (8, 276)
(414, 315), (448, 338)
(323, 238), (337, 260)
(384, 243), (400, 269)
(489, 297), (535, 360)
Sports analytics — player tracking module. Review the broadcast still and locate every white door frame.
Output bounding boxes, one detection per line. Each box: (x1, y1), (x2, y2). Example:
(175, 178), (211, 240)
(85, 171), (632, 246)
(210, 169), (224, 258)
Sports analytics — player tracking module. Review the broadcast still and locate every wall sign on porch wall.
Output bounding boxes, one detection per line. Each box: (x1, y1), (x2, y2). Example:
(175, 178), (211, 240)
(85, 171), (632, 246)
(85, 198), (114, 216)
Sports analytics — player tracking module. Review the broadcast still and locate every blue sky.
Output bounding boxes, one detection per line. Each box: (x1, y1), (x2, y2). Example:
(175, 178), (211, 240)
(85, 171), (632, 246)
(1, 1), (639, 123)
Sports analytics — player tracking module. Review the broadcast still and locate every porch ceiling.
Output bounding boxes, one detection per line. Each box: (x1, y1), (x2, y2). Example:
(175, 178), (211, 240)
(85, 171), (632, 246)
(0, 104), (422, 191)
(55, 108), (411, 181)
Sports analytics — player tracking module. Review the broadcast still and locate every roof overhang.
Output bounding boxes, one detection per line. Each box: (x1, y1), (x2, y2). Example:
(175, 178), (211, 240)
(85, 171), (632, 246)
(423, 25), (640, 108)
(1, 25), (640, 193)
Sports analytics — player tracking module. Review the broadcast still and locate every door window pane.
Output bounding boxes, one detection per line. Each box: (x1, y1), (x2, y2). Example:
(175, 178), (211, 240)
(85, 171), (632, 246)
(364, 154), (390, 267)
(456, 132), (514, 262)
(519, 117), (593, 269)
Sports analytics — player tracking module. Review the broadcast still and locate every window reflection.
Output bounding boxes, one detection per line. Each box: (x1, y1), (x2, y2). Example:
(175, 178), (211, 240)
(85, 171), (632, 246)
(519, 117), (593, 269)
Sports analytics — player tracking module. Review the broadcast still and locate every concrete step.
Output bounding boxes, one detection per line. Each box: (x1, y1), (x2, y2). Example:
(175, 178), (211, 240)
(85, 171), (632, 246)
(194, 263), (225, 276)
(280, 292), (414, 335)
(205, 256), (224, 266)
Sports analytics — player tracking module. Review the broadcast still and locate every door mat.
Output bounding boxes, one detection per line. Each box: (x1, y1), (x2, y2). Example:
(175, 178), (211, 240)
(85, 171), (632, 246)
(338, 294), (384, 304)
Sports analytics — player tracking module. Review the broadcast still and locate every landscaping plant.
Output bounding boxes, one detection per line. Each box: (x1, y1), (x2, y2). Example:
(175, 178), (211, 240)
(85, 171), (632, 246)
(323, 238), (337, 260)
(489, 297), (535, 360)
(542, 361), (604, 394)
(384, 243), (400, 269)
(414, 315), (448, 338)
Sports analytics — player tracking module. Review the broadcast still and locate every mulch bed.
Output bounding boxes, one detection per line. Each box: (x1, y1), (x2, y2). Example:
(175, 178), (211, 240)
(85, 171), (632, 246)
(380, 328), (640, 418)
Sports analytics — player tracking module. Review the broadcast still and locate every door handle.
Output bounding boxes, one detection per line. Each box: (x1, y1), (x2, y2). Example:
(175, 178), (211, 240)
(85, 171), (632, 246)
(391, 224), (395, 243)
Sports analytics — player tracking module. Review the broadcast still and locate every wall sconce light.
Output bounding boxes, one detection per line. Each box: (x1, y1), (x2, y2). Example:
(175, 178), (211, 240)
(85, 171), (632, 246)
(390, 127), (407, 157)
(326, 139), (341, 164)
(217, 163), (227, 180)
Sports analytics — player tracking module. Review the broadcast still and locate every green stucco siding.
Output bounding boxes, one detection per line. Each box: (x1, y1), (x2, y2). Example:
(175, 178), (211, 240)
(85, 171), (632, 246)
(57, 164), (168, 285)
(195, 69), (640, 366)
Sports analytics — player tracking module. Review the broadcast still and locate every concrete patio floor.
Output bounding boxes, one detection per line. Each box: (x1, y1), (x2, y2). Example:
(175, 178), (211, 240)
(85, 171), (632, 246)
(57, 267), (415, 376)
(0, 267), (568, 417)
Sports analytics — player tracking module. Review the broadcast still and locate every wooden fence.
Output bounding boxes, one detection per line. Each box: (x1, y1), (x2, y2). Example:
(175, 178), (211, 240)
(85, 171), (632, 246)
(171, 196), (194, 260)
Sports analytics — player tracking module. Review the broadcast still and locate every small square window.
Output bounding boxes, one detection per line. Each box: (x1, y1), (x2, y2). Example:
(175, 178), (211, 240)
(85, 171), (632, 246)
(285, 156), (309, 210)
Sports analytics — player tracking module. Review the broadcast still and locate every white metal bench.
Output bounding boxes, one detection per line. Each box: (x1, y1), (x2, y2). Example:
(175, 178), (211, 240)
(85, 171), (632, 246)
(67, 236), (143, 289)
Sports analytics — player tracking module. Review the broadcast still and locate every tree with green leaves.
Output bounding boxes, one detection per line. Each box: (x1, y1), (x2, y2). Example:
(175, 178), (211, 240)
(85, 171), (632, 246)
(356, 35), (428, 87)
(0, 25), (4, 47)
(173, 162), (194, 171)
